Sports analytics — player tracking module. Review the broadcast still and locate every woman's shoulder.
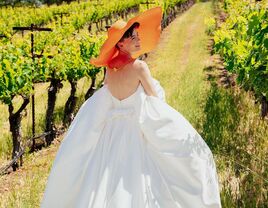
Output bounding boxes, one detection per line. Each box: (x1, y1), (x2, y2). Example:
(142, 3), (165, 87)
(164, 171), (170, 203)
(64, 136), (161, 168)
(133, 59), (149, 71)
(133, 59), (147, 67)
(133, 59), (150, 75)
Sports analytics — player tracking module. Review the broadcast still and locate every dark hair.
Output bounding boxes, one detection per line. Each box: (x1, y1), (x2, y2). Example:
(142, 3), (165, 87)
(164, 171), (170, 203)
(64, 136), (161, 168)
(116, 22), (140, 48)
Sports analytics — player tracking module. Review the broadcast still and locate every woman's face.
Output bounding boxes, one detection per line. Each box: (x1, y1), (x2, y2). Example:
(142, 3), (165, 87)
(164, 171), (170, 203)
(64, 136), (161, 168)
(117, 28), (141, 54)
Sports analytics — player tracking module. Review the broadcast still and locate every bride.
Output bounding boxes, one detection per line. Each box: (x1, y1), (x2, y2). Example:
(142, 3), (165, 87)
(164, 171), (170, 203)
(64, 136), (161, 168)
(40, 6), (222, 208)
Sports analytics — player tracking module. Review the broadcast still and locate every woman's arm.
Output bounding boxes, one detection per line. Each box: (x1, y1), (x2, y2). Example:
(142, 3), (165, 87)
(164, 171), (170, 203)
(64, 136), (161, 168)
(136, 60), (158, 97)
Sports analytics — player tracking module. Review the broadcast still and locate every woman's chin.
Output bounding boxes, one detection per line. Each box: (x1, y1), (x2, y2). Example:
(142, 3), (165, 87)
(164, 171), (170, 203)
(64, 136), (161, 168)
(130, 47), (141, 55)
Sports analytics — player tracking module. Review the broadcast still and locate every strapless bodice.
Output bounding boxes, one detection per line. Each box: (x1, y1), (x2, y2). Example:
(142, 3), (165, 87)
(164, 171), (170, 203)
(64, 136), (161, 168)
(104, 82), (144, 123)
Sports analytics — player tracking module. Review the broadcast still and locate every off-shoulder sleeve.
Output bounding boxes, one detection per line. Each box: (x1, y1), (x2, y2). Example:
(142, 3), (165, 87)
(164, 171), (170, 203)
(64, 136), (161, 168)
(151, 77), (166, 102)
(138, 85), (222, 207)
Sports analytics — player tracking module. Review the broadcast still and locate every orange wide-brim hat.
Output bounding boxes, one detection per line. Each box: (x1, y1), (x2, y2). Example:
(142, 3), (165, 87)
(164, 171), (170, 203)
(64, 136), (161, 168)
(89, 6), (163, 67)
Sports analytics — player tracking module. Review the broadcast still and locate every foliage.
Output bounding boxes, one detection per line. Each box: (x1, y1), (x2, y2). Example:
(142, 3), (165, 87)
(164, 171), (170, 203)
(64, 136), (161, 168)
(213, 0), (268, 100)
(0, 44), (33, 105)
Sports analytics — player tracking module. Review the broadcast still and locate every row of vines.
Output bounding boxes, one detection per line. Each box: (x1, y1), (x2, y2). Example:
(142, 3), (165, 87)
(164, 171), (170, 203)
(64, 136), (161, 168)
(206, 0), (267, 206)
(211, 0), (268, 118)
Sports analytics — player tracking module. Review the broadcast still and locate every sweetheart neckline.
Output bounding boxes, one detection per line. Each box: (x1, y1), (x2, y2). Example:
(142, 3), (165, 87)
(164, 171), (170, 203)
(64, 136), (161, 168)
(105, 83), (142, 102)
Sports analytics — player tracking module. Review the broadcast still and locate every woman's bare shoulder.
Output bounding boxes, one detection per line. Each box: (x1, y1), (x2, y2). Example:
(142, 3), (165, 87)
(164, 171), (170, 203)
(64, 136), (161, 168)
(133, 59), (151, 77)
(133, 59), (150, 72)
(133, 59), (147, 67)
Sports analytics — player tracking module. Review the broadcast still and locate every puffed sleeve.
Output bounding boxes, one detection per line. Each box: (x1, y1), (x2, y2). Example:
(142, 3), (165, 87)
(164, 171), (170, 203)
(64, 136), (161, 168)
(152, 77), (166, 102)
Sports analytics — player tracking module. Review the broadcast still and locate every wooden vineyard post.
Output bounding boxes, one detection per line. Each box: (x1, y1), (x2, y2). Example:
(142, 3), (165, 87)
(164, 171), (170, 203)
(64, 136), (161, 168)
(13, 24), (52, 152)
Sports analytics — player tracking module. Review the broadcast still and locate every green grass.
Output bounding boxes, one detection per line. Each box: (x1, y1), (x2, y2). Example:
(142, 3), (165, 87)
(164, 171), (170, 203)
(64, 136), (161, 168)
(147, 1), (212, 135)
(0, 142), (59, 208)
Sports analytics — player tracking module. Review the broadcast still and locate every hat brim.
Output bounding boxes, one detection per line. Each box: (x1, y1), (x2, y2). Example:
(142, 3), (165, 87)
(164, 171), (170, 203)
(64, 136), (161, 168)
(90, 6), (163, 67)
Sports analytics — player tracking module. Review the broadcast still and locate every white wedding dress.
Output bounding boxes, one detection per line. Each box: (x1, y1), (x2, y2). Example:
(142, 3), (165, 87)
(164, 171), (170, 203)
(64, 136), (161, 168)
(40, 78), (222, 208)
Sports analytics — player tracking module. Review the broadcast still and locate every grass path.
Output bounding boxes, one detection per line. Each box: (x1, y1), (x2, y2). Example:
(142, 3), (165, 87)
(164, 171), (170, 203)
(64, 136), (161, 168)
(147, 1), (212, 133)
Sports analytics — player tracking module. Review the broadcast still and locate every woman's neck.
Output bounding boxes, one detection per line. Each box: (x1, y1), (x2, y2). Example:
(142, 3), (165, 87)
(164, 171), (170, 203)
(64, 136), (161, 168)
(118, 49), (134, 60)
(108, 49), (136, 71)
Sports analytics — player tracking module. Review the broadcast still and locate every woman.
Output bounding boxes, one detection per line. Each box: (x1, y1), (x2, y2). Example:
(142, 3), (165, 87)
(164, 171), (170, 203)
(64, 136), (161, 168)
(41, 7), (222, 208)
(103, 22), (159, 102)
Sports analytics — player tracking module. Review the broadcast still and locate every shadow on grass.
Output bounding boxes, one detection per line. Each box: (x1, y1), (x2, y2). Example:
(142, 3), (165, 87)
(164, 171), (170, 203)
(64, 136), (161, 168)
(201, 66), (268, 208)
(201, 77), (240, 153)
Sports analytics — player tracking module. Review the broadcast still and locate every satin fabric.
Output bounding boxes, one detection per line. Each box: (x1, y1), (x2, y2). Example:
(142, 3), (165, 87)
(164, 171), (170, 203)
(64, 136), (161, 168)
(40, 78), (222, 208)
